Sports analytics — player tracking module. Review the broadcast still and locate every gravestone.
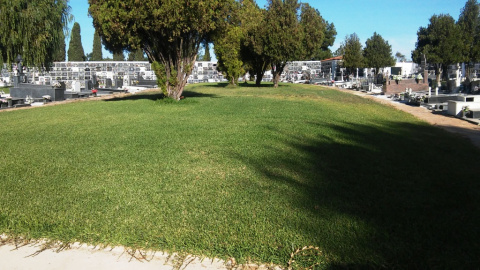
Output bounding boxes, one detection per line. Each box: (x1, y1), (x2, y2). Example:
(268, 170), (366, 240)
(84, 80), (92, 91)
(73, 81), (81, 92)
(115, 78), (123, 89)
(105, 78), (112, 88)
(92, 74), (98, 88)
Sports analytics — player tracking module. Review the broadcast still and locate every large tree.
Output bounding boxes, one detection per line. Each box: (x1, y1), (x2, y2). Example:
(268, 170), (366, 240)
(363, 32), (395, 75)
(91, 29), (103, 61)
(0, 0), (70, 68)
(213, 0), (260, 86)
(299, 3), (326, 61)
(213, 1), (244, 86)
(412, 14), (462, 86)
(342, 33), (364, 73)
(53, 31), (67, 62)
(89, 0), (233, 100)
(314, 21), (336, 60)
(264, 0), (303, 88)
(457, 0), (480, 79)
(240, 0), (269, 86)
(68, 22), (85, 61)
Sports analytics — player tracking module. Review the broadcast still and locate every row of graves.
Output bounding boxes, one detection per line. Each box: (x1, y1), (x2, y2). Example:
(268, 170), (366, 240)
(0, 60), (162, 109)
(367, 60), (480, 124)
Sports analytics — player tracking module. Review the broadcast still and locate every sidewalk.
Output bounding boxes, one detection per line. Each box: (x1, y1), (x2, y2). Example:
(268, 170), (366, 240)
(0, 240), (230, 270)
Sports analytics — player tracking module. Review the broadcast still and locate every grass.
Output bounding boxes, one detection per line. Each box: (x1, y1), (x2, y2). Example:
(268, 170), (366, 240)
(1, 82), (480, 269)
(0, 86), (9, 94)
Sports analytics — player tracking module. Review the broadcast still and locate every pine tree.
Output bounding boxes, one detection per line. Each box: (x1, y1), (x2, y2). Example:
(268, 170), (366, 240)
(68, 22), (85, 61)
(91, 29), (103, 61)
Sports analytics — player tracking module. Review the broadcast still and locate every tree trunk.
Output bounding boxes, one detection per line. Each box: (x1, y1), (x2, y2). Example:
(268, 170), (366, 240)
(273, 72), (280, 88)
(255, 70), (265, 86)
(272, 63), (285, 88)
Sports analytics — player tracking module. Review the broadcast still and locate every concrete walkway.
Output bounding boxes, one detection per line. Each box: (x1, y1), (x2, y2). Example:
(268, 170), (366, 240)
(0, 239), (231, 270)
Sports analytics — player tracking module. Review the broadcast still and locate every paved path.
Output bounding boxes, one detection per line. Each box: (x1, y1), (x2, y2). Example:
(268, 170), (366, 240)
(0, 239), (232, 270)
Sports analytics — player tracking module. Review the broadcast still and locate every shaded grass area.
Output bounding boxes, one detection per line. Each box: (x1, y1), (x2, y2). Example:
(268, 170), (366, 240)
(0, 83), (479, 268)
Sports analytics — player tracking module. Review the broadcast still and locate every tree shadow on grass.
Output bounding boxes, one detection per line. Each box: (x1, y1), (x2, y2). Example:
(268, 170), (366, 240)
(205, 82), (289, 88)
(232, 121), (480, 269)
(103, 90), (217, 102)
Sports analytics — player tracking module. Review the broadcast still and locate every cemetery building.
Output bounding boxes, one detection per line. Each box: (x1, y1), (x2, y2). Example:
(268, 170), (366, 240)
(320, 56), (344, 81)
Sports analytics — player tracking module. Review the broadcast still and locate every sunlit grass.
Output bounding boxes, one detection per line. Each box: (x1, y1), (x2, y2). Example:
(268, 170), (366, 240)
(1, 82), (479, 268)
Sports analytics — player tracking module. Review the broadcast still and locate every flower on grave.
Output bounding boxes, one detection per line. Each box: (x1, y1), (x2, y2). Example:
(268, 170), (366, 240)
(463, 106), (470, 112)
(416, 74), (423, 80)
(0, 99), (7, 103)
(92, 89), (98, 94)
(52, 82), (62, 88)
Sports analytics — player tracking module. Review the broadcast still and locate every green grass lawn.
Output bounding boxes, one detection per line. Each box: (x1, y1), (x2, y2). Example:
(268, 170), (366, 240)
(0, 86), (9, 94)
(1, 83), (479, 269)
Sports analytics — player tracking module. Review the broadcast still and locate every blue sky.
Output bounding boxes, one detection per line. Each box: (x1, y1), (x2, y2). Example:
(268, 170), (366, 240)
(69, 0), (466, 61)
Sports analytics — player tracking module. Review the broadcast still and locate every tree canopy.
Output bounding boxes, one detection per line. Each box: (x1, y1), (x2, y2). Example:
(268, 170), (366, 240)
(68, 22), (85, 61)
(213, 1), (245, 86)
(53, 31), (66, 62)
(263, 0), (303, 88)
(0, 0), (70, 68)
(89, 0), (233, 100)
(412, 14), (462, 84)
(299, 3), (326, 61)
(457, 0), (480, 82)
(341, 33), (364, 72)
(240, 0), (269, 86)
(395, 52), (406, 62)
(314, 21), (336, 60)
(363, 32), (395, 75)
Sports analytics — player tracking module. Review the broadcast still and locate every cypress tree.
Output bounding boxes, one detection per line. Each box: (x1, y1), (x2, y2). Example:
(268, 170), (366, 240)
(91, 29), (103, 61)
(113, 51), (125, 61)
(203, 43), (211, 61)
(127, 48), (145, 61)
(68, 22), (85, 61)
